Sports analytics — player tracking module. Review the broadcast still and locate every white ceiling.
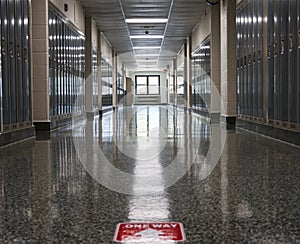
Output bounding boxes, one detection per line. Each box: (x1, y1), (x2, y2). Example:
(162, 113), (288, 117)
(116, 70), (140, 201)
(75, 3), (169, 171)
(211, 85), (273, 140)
(78, 0), (208, 71)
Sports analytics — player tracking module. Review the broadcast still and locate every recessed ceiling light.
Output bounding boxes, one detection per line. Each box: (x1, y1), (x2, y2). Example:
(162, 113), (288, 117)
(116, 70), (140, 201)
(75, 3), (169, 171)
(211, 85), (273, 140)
(135, 54), (159, 57)
(130, 35), (164, 39)
(133, 46), (161, 50)
(126, 18), (168, 24)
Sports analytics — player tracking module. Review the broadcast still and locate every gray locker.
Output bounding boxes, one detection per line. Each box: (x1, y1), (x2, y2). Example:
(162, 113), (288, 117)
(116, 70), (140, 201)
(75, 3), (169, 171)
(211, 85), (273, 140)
(281, 0), (289, 122)
(243, 7), (248, 116)
(257, 0), (263, 117)
(16, 0), (23, 122)
(299, 0), (300, 123)
(267, 0), (274, 120)
(1, 0), (9, 125)
(9, 0), (16, 123)
(247, 2), (253, 116)
(289, 0), (297, 123)
(0, 1), (2, 132)
(240, 7), (245, 115)
(253, 0), (258, 117)
(274, 0), (281, 120)
(23, 0), (30, 122)
(237, 10), (241, 115)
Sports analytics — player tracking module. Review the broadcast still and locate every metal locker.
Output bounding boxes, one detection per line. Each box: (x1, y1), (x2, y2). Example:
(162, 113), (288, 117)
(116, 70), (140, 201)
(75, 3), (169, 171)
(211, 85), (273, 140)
(267, 0), (274, 120)
(9, 0), (16, 124)
(1, 0), (9, 126)
(281, 0), (289, 122)
(62, 22), (66, 115)
(49, 11), (54, 117)
(253, 0), (259, 117)
(0, 2), (1, 132)
(299, 0), (300, 124)
(22, 0), (30, 121)
(16, 0), (23, 122)
(55, 14), (59, 116)
(243, 6), (248, 116)
(247, 1), (253, 116)
(257, 0), (263, 118)
(289, 0), (297, 123)
(237, 11), (241, 115)
(240, 8), (245, 115)
(274, 0), (281, 121)
(58, 18), (62, 115)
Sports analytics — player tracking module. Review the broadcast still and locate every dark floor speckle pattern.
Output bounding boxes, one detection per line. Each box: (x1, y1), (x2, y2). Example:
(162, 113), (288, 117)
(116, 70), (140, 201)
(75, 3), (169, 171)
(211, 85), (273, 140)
(0, 106), (299, 243)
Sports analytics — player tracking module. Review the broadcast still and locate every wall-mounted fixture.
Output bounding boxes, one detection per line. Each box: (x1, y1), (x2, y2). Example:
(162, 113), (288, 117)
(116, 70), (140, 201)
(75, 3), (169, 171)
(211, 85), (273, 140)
(64, 3), (69, 12)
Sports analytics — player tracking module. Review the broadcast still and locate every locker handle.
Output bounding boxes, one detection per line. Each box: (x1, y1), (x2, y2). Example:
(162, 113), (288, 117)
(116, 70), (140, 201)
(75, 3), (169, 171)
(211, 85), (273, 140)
(9, 41), (14, 57)
(267, 45), (271, 59)
(281, 39), (284, 54)
(274, 42), (278, 57)
(24, 48), (28, 61)
(253, 52), (256, 63)
(289, 35), (293, 52)
(1, 37), (5, 55)
(17, 44), (21, 60)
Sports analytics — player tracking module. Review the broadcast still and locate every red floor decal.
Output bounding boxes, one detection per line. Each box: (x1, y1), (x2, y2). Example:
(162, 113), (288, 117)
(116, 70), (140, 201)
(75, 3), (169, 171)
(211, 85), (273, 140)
(114, 222), (186, 242)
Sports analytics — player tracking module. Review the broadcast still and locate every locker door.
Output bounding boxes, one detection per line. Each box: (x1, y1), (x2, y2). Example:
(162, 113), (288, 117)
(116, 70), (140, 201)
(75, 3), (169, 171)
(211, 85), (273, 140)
(267, 0), (274, 120)
(257, 0), (263, 118)
(281, 0), (289, 122)
(237, 11), (241, 115)
(244, 6), (248, 115)
(274, 0), (281, 120)
(248, 2), (253, 116)
(240, 8), (245, 115)
(16, 0), (23, 122)
(1, 0), (10, 126)
(9, 0), (16, 124)
(289, 0), (297, 123)
(0, 1), (3, 130)
(58, 18), (62, 115)
(49, 11), (54, 117)
(22, 0), (30, 121)
(253, 0), (258, 117)
(299, 0), (300, 124)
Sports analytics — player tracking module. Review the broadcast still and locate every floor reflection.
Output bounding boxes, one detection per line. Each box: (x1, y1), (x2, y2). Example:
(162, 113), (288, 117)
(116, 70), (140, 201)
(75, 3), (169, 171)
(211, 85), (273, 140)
(0, 106), (299, 243)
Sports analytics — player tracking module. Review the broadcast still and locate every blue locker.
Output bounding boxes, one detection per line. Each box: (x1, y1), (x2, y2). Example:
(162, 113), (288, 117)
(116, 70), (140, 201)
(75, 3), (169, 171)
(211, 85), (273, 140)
(267, 0), (274, 120)
(1, 0), (10, 125)
(289, 0), (297, 123)
(23, 0), (30, 121)
(257, 0), (263, 118)
(16, 0), (23, 122)
(274, 0), (281, 120)
(281, 0), (289, 122)
(253, 0), (259, 117)
(9, 0), (16, 123)
(248, 2), (253, 116)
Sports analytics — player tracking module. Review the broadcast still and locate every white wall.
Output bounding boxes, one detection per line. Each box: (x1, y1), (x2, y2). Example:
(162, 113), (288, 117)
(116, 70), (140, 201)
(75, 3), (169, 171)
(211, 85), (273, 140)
(91, 19), (97, 50)
(49, 0), (85, 33)
(101, 33), (113, 62)
(191, 6), (211, 52)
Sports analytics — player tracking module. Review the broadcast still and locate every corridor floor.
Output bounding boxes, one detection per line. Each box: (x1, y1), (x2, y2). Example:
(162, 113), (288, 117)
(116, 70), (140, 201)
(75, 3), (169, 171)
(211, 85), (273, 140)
(0, 106), (299, 243)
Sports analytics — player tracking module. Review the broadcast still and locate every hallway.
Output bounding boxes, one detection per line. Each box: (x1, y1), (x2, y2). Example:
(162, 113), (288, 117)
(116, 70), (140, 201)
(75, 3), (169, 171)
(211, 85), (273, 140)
(0, 106), (299, 243)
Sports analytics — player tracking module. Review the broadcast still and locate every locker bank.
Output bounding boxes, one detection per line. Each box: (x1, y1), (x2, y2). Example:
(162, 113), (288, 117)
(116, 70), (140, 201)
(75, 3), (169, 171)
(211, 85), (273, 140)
(0, 0), (300, 243)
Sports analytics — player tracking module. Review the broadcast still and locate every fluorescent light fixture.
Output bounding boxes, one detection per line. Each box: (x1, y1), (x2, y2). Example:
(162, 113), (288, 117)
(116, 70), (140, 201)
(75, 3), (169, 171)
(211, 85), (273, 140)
(130, 35), (164, 39)
(126, 18), (168, 24)
(135, 54), (159, 57)
(133, 46), (161, 50)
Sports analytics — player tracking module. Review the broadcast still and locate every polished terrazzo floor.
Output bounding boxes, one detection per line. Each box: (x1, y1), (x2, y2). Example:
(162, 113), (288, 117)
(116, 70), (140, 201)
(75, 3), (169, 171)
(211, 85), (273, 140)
(0, 106), (300, 243)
